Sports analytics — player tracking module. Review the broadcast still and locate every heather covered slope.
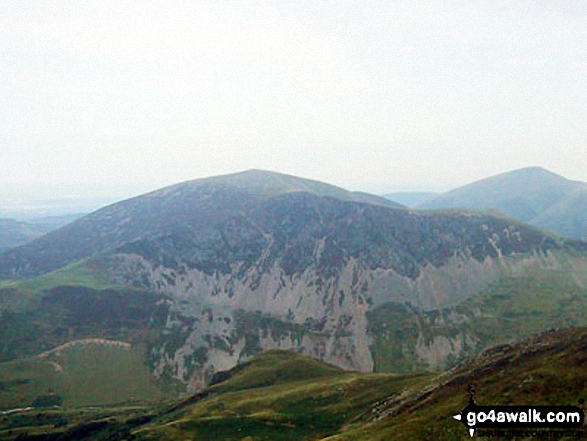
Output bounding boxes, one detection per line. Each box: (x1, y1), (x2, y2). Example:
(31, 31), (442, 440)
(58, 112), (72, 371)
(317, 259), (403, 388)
(329, 326), (587, 440)
(419, 167), (587, 240)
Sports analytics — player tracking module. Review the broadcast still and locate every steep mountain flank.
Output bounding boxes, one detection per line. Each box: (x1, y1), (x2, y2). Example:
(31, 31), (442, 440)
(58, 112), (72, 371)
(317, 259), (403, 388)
(93, 192), (586, 389)
(419, 167), (587, 240)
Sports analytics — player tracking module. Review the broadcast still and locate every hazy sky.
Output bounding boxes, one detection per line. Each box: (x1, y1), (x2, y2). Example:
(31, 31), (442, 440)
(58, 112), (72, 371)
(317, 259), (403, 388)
(1, 0), (587, 209)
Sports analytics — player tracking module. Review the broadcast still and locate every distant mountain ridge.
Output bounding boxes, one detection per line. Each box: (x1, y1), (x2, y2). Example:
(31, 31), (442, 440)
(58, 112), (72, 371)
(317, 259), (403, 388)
(382, 191), (437, 207)
(419, 167), (587, 240)
(0, 214), (82, 252)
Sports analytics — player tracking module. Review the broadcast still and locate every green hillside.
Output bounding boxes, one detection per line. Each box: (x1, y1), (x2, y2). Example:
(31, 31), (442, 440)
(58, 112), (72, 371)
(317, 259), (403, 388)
(4, 327), (585, 440)
(0, 342), (177, 410)
(0, 263), (167, 362)
(367, 258), (587, 373)
(129, 351), (430, 441)
(328, 327), (587, 440)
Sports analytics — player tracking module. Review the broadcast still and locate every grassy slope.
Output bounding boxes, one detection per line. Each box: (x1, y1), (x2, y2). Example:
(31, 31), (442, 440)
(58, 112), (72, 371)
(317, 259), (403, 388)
(0, 260), (118, 313)
(135, 327), (587, 440)
(0, 405), (156, 440)
(3, 328), (586, 440)
(0, 262), (177, 410)
(133, 351), (430, 441)
(0, 342), (177, 409)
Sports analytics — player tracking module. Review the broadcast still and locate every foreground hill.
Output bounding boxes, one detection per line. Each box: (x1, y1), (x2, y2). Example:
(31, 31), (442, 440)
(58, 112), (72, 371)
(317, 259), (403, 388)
(141, 327), (587, 440)
(332, 326), (587, 440)
(419, 167), (587, 240)
(3, 327), (586, 440)
(1, 169), (587, 398)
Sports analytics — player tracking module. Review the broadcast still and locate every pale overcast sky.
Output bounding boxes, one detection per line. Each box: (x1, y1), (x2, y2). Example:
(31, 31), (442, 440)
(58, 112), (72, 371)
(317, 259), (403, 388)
(1, 0), (586, 209)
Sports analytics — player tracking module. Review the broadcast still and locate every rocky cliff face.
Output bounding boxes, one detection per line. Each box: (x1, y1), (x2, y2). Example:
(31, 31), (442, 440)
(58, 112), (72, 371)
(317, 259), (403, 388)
(93, 192), (586, 390)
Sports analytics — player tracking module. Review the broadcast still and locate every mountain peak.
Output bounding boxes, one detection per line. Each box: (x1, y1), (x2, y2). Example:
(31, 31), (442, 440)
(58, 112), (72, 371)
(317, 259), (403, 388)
(158, 169), (402, 208)
(419, 167), (587, 232)
(492, 166), (565, 181)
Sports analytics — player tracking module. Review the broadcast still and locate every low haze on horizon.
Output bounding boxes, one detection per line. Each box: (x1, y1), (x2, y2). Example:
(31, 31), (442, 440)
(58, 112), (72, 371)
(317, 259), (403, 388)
(2, 1), (586, 209)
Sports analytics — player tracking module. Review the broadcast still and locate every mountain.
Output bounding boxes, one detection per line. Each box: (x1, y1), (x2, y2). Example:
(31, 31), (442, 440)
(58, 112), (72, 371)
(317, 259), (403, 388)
(25, 213), (84, 231)
(1, 169), (587, 400)
(419, 167), (587, 239)
(0, 218), (41, 252)
(4, 327), (586, 440)
(0, 170), (401, 279)
(0, 214), (82, 252)
(382, 191), (437, 207)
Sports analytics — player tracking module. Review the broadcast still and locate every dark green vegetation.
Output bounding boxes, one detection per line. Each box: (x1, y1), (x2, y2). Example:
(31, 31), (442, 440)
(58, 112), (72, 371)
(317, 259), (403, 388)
(3, 327), (586, 440)
(419, 166), (587, 240)
(0, 405), (158, 440)
(0, 280), (168, 362)
(0, 263), (176, 409)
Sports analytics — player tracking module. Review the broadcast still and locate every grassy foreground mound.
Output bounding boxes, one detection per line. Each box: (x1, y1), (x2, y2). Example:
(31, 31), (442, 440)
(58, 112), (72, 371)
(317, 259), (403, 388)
(0, 340), (175, 410)
(133, 350), (430, 440)
(2, 328), (587, 440)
